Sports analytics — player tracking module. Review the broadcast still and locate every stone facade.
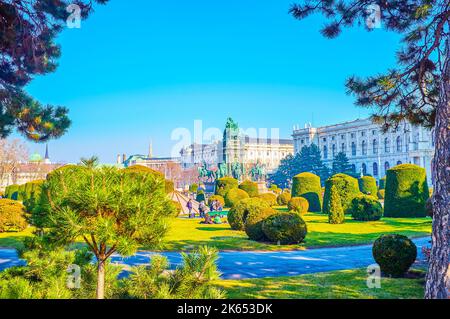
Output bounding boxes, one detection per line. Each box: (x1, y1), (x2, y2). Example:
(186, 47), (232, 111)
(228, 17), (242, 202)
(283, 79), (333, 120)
(292, 118), (435, 184)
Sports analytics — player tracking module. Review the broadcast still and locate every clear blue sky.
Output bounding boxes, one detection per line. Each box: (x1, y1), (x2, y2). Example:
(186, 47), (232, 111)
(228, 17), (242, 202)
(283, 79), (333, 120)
(21, 0), (401, 163)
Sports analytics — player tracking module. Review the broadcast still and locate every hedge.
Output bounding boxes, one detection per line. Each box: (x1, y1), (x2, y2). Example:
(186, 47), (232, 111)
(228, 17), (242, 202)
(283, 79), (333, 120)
(124, 165), (164, 177)
(262, 212), (308, 245)
(277, 192), (292, 206)
(245, 207), (277, 241)
(258, 193), (277, 207)
(327, 185), (345, 224)
(216, 177), (239, 197)
(5, 185), (19, 199)
(196, 190), (206, 203)
(0, 199), (28, 232)
(323, 174), (360, 214)
(379, 177), (387, 190)
(225, 188), (250, 208)
(288, 197), (309, 214)
(227, 198), (270, 231)
(165, 180), (175, 194)
(350, 194), (383, 221)
(239, 180), (259, 198)
(291, 172), (322, 212)
(358, 176), (378, 197)
(384, 164), (429, 218)
(208, 195), (225, 207)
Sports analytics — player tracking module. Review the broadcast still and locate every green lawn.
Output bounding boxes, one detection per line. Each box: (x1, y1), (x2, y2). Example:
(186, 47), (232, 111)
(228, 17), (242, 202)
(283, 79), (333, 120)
(218, 268), (426, 299)
(0, 227), (34, 250)
(161, 211), (431, 251)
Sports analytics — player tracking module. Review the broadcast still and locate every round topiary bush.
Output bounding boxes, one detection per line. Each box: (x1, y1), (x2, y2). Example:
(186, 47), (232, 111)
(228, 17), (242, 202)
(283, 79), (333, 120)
(277, 192), (292, 206)
(288, 197), (309, 214)
(258, 193), (277, 207)
(358, 176), (378, 197)
(384, 164), (430, 218)
(262, 212), (308, 245)
(350, 194), (383, 221)
(208, 195), (225, 207)
(239, 180), (259, 198)
(0, 199), (28, 232)
(373, 234), (418, 277)
(245, 207), (277, 241)
(196, 190), (206, 203)
(327, 185), (345, 224)
(215, 177), (239, 197)
(228, 198), (270, 230)
(291, 172), (322, 212)
(225, 188), (250, 208)
(189, 183), (199, 193)
(323, 174), (361, 214)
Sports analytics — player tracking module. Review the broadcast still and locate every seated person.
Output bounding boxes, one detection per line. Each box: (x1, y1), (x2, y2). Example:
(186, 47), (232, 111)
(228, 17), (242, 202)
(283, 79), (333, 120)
(201, 213), (214, 224)
(213, 215), (223, 224)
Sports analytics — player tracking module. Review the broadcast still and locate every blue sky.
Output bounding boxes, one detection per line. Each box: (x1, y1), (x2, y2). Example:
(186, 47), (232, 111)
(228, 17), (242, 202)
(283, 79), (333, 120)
(21, 0), (401, 163)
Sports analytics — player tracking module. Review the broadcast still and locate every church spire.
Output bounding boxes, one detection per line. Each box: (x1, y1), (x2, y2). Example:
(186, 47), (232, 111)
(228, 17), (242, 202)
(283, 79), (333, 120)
(45, 143), (49, 160)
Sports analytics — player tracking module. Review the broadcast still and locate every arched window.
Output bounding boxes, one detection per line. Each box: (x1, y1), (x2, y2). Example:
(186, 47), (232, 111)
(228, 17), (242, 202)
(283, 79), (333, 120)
(397, 160), (402, 165)
(362, 140), (367, 156)
(385, 161), (390, 173)
(372, 139), (378, 154)
(332, 144), (336, 158)
(323, 146), (328, 159)
(351, 142), (356, 156)
(362, 163), (367, 176)
(341, 143), (346, 153)
(373, 162), (379, 176)
(396, 136), (402, 152)
(351, 164), (356, 173)
(384, 138), (390, 153)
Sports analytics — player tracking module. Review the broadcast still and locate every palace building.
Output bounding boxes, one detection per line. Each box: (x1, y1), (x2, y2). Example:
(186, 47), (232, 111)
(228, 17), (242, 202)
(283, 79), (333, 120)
(292, 118), (435, 184)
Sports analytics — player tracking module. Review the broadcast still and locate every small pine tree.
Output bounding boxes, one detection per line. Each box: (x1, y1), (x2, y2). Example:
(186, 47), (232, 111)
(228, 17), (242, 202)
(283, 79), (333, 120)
(332, 152), (355, 176)
(327, 185), (344, 224)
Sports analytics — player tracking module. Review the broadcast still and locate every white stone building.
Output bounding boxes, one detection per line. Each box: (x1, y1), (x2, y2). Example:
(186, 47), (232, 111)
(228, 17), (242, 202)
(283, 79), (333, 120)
(292, 118), (435, 184)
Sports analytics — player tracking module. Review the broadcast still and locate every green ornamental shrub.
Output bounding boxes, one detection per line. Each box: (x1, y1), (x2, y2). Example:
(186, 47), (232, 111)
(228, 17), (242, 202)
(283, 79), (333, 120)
(327, 185), (345, 224)
(277, 192), (292, 206)
(5, 185), (19, 199)
(350, 194), (383, 221)
(245, 207), (277, 241)
(227, 198), (270, 231)
(215, 177), (239, 197)
(258, 193), (277, 207)
(373, 234), (418, 277)
(165, 180), (175, 194)
(225, 188), (250, 208)
(208, 195), (225, 207)
(239, 180), (259, 197)
(171, 201), (183, 217)
(262, 212), (308, 245)
(425, 198), (433, 218)
(384, 164), (429, 218)
(379, 177), (387, 190)
(358, 176), (378, 197)
(377, 189), (385, 200)
(196, 190), (206, 203)
(287, 197), (309, 214)
(323, 174), (361, 214)
(291, 172), (322, 212)
(124, 165), (164, 177)
(0, 199), (28, 232)
(189, 183), (199, 193)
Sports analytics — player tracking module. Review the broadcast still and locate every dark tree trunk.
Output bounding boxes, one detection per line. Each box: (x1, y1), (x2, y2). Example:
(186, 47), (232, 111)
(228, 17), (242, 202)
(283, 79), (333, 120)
(425, 38), (450, 299)
(96, 257), (106, 300)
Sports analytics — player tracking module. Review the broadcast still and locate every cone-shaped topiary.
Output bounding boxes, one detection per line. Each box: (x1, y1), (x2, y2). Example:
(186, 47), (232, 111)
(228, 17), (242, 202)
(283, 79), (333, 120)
(291, 172), (322, 212)
(373, 234), (417, 277)
(350, 194), (383, 221)
(215, 177), (239, 197)
(262, 212), (308, 245)
(196, 190), (206, 203)
(384, 164), (429, 218)
(245, 207), (277, 241)
(239, 180), (259, 197)
(228, 198), (270, 230)
(379, 177), (387, 190)
(225, 188), (250, 208)
(258, 193), (277, 207)
(323, 173), (361, 214)
(358, 176), (378, 197)
(277, 192), (292, 206)
(288, 197), (309, 214)
(327, 185), (345, 224)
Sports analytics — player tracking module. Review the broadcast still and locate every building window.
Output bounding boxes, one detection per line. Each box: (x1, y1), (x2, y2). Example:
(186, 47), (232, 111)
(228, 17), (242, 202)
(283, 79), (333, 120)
(341, 135), (345, 139)
(351, 142), (356, 156)
(372, 130), (377, 135)
(396, 136), (402, 152)
(341, 143), (346, 153)
(373, 139), (378, 154)
(332, 136), (335, 141)
(323, 146), (328, 159)
(384, 138), (390, 153)
(332, 144), (336, 158)
(351, 164), (356, 173)
(373, 162), (379, 176)
(397, 160), (402, 165)
(361, 131), (365, 137)
(362, 140), (367, 155)
(362, 163), (367, 176)
(351, 133), (355, 138)
(385, 161), (390, 173)
(323, 138), (327, 142)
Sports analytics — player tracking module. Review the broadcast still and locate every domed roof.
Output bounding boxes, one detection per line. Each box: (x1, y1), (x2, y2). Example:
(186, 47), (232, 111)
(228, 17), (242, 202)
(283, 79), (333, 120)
(29, 152), (43, 162)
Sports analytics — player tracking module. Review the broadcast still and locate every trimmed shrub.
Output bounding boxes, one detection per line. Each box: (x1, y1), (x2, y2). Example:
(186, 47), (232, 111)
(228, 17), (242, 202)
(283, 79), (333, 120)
(359, 176), (378, 197)
(189, 183), (199, 193)
(124, 165), (164, 177)
(228, 198), (270, 231)
(277, 192), (292, 206)
(171, 201), (183, 217)
(225, 188), (250, 208)
(0, 199), (28, 232)
(208, 195), (225, 207)
(291, 172), (322, 212)
(373, 234), (418, 277)
(239, 180), (259, 197)
(327, 185), (345, 224)
(245, 207), (277, 241)
(262, 212), (308, 245)
(323, 174), (361, 214)
(377, 189), (385, 200)
(196, 190), (206, 203)
(5, 185), (19, 199)
(384, 164), (429, 218)
(258, 193), (277, 207)
(165, 180), (175, 194)
(215, 177), (239, 197)
(350, 194), (383, 221)
(288, 197), (309, 214)
(379, 177), (387, 190)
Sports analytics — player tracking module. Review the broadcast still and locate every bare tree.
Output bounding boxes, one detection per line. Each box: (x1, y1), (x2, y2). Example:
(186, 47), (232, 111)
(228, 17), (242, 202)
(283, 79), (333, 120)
(0, 139), (28, 188)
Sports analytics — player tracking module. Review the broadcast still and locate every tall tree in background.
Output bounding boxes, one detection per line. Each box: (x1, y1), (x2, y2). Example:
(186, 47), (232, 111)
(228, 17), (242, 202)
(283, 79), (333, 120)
(332, 152), (355, 176)
(0, 0), (108, 142)
(290, 0), (449, 298)
(297, 144), (330, 182)
(0, 139), (27, 185)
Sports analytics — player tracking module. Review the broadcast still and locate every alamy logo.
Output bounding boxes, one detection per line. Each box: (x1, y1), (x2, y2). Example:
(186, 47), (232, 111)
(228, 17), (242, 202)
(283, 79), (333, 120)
(67, 264), (81, 289)
(365, 4), (382, 29)
(66, 4), (82, 29)
(367, 264), (381, 289)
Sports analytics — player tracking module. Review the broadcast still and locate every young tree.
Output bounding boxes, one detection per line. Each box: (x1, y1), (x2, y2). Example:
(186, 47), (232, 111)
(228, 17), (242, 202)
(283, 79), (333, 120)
(332, 152), (355, 176)
(298, 144), (330, 182)
(0, 0), (108, 141)
(0, 139), (28, 186)
(79, 156), (100, 168)
(290, 0), (449, 298)
(33, 166), (175, 299)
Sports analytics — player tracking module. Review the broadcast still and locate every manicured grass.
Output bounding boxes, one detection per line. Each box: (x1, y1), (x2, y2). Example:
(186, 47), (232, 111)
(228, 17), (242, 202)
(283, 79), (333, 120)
(161, 211), (431, 251)
(217, 268), (426, 299)
(0, 227), (34, 250)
